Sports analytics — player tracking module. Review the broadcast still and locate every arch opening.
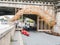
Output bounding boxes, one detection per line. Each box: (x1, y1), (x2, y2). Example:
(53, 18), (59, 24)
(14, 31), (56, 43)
(23, 14), (37, 31)
(22, 14), (53, 31)
(11, 6), (55, 31)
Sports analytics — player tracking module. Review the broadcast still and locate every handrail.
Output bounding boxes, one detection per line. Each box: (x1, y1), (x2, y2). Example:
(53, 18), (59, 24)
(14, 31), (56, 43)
(0, 0), (54, 3)
(0, 0), (54, 6)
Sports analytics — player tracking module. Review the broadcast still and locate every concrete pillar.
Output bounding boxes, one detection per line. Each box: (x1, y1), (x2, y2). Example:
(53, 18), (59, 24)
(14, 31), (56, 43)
(56, 12), (60, 25)
(53, 12), (60, 34)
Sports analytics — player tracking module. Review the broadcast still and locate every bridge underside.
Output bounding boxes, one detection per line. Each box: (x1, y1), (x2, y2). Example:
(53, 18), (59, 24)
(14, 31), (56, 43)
(11, 5), (55, 26)
(0, 1), (56, 31)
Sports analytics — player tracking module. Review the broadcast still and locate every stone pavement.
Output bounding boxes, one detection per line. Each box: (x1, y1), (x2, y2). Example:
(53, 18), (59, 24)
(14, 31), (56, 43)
(22, 31), (60, 45)
(11, 31), (60, 45)
(11, 31), (24, 45)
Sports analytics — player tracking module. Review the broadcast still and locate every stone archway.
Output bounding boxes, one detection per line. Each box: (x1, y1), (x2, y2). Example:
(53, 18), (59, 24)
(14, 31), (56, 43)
(11, 5), (55, 28)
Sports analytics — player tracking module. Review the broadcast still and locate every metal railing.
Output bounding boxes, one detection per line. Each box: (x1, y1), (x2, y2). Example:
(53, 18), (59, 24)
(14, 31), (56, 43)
(0, 0), (54, 3)
(0, 0), (54, 6)
(0, 0), (54, 8)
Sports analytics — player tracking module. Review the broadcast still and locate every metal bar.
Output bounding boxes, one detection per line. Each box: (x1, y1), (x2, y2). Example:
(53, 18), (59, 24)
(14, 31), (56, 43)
(39, 17), (41, 29)
(15, 8), (16, 14)
(43, 21), (44, 29)
(37, 16), (39, 31)
(41, 19), (43, 29)
(44, 22), (47, 30)
(48, 24), (50, 30)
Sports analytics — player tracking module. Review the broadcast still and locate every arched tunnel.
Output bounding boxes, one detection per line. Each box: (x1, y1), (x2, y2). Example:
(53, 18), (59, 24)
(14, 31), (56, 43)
(23, 14), (37, 31)
(11, 5), (56, 27)
(0, 6), (56, 31)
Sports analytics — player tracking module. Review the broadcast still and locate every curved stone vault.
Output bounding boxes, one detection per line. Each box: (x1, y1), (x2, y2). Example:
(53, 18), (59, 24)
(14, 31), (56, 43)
(11, 5), (55, 26)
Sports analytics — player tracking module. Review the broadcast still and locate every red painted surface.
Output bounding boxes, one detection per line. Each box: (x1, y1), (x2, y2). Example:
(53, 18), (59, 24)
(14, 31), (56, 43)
(21, 29), (29, 36)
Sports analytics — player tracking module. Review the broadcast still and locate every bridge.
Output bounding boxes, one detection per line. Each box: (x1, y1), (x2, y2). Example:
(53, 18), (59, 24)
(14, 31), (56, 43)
(0, 0), (56, 30)
(0, 0), (54, 8)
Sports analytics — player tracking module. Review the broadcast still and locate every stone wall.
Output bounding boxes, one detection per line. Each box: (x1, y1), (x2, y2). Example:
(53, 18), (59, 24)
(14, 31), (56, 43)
(53, 12), (60, 34)
(11, 5), (55, 26)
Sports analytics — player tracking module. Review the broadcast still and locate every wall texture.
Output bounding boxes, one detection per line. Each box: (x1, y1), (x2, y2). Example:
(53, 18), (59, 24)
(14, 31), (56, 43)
(11, 5), (55, 27)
